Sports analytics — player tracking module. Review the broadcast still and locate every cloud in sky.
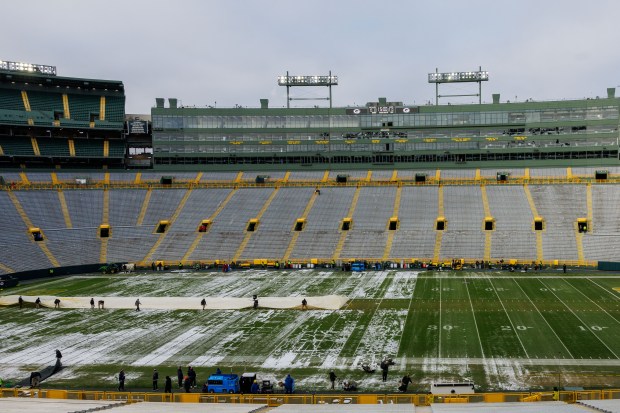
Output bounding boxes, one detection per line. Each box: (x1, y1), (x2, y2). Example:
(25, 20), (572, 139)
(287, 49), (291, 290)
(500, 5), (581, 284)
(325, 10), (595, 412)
(4, 0), (620, 113)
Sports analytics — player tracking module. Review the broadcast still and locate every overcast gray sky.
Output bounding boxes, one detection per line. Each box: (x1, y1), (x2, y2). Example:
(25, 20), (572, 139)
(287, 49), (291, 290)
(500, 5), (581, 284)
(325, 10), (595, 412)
(4, 0), (620, 113)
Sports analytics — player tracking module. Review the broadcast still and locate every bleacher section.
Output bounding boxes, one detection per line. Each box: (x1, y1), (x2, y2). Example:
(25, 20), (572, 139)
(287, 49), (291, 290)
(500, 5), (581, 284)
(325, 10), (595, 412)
(240, 187), (315, 260)
(0, 89), (24, 110)
(340, 187), (396, 259)
(26, 91), (64, 113)
(390, 186), (438, 260)
(104, 95), (125, 122)
(291, 187), (356, 259)
(583, 185), (620, 260)
(530, 185), (586, 261)
(188, 188), (275, 261)
(73, 139), (102, 157)
(37, 138), (70, 157)
(0, 136), (35, 156)
(0, 168), (619, 273)
(67, 93), (100, 122)
(441, 186), (486, 260)
(0, 70), (126, 169)
(486, 186), (537, 261)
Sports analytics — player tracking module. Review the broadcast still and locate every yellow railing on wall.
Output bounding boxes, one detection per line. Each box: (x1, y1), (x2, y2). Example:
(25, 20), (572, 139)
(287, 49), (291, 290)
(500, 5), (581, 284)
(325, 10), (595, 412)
(1, 388), (619, 406)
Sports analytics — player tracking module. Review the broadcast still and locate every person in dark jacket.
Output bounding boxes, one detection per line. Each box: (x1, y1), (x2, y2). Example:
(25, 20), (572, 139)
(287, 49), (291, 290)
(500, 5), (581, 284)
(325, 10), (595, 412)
(164, 376), (172, 393)
(183, 376), (191, 393)
(118, 369), (125, 391)
(18, 296), (23, 309)
(188, 366), (196, 388)
(380, 358), (393, 382)
(398, 374), (412, 392)
(251, 380), (260, 393)
(329, 371), (337, 390)
(177, 366), (183, 388)
(152, 369), (159, 390)
(284, 374), (294, 394)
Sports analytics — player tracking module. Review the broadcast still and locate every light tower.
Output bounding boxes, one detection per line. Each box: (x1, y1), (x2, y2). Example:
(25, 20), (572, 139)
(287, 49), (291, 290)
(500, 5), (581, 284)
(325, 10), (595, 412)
(277, 71), (338, 108)
(428, 67), (488, 105)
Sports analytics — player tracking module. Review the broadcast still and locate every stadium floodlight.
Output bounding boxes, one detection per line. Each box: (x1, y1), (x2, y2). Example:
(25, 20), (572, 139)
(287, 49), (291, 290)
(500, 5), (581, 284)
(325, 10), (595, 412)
(428, 70), (489, 83)
(278, 71), (338, 108)
(277, 75), (338, 86)
(0, 60), (57, 76)
(429, 67), (488, 105)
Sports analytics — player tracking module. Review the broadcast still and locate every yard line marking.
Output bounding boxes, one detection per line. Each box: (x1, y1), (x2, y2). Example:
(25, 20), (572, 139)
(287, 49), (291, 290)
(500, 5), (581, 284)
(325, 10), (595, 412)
(512, 278), (573, 358)
(487, 278), (529, 359)
(562, 279), (620, 326)
(396, 272), (417, 356)
(538, 278), (619, 359)
(438, 277), (442, 359)
(588, 278), (620, 302)
(348, 273), (388, 354)
(132, 327), (205, 366)
(464, 278), (485, 359)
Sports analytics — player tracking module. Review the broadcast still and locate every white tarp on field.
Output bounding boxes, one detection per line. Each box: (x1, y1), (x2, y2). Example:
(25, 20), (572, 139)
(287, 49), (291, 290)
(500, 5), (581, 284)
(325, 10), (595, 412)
(0, 295), (349, 310)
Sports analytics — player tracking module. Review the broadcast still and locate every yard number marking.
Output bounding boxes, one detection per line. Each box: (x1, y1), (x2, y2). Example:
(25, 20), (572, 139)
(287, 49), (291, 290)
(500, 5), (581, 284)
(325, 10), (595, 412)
(578, 325), (608, 331)
(428, 324), (456, 331)
(501, 325), (532, 331)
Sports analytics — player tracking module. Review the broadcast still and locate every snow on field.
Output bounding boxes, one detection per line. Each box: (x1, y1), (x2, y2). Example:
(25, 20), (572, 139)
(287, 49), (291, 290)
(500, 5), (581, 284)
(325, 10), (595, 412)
(3, 269), (615, 390)
(385, 271), (419, 298)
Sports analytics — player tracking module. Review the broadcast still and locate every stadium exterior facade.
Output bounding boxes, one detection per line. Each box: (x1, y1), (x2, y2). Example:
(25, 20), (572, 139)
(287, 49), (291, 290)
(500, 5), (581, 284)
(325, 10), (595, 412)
(152, 90), (619, 171)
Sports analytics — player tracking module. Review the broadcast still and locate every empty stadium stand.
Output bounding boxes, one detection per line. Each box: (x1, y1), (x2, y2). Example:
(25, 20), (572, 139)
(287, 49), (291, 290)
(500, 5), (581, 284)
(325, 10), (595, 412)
(0, 63), (126, 169)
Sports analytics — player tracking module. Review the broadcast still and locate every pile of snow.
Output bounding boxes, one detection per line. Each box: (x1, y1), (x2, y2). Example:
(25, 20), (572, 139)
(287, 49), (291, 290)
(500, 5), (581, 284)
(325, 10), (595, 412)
(0, 295), (348, 310)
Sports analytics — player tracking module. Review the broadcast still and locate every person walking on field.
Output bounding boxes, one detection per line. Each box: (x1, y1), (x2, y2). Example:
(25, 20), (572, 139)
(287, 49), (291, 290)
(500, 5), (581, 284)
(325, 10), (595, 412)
(90, 298), (95, 309)
(201, 298), (206, 310)
(118, 369), (125, 391)
(152, 369), (159, 390)
(135, 298), (141, 311)
(18, 296), (23, 309)
(329, 371), (337, 390)
(301, 298), (308, 310)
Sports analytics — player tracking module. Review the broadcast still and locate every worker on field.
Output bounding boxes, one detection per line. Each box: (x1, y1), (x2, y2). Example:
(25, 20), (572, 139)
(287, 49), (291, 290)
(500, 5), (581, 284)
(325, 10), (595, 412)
(117, 369), (125, 391)
(135, 298), (141, 311)
(90, 298), (95, 309)
(18, 296), (23, 309)
(201, 298), (206, 310)
(251, 379), (260, 393)
(54, 298), (61, 309)
(301, 298), (308, 310)
(329, 371), (337, 390)
(35, 297), (41, 308)
(152, 369), (159, 390)
(284, 374), (294, 394)
(164, 376), (172, 393)
(177, 366), (184, 388)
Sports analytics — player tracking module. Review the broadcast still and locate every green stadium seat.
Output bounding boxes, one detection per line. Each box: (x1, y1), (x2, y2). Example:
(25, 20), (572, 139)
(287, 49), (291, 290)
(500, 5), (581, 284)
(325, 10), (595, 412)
(0, 136), (35, 155)
(38, 138), (70, 156)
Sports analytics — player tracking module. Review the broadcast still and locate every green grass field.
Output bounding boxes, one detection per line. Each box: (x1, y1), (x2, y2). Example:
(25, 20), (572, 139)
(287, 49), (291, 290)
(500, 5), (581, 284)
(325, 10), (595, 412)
(1, 269), (619, 393)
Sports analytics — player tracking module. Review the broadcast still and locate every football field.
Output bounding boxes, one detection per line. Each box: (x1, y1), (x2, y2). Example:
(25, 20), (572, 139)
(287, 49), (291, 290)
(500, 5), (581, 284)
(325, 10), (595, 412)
(0, 269), (619, 392)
